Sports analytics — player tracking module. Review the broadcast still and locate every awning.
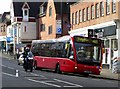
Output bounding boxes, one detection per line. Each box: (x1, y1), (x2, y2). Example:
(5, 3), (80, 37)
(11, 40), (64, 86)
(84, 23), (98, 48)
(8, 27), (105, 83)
(0, 36), (6, 41)
(69, 21), (116, 36)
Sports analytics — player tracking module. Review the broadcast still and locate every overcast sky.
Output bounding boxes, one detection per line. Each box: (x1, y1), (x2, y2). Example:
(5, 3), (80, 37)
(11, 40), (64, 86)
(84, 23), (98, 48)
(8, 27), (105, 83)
(0, 0), (12, 14)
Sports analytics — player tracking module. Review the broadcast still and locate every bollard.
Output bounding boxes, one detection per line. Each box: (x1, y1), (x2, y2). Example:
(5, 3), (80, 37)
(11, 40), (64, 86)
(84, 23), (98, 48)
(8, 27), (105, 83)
(16, 70), (19, 77)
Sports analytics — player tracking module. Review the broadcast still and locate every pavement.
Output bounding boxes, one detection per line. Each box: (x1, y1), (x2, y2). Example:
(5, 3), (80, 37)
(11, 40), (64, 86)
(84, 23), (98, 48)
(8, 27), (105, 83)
(0, 51), (120, 81)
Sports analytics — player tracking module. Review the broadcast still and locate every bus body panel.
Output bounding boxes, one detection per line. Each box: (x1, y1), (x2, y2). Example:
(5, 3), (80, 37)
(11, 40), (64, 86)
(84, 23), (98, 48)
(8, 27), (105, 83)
(34, 56), (76, 72)
(77, 64), (100, 75)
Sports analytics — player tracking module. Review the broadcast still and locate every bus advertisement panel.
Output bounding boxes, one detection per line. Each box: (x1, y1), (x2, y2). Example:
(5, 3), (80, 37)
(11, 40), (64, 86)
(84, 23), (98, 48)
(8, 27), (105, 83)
(31, 35), (103, 75)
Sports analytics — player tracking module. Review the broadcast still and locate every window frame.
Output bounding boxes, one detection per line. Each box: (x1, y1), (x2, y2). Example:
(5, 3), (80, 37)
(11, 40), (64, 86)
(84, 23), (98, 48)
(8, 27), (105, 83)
(100, 1), (104, 16)
(75, 11), (79, 24)
(96, 3), (99, 18)
(106, 0), (110, 15)
(79, 10), (82, 22)
(83, 8), (86, 21)
(24, 10), (28, 16)
(112, 0), (116, 13)
(91, 5), (94, 19)
(87, 7), (90, 20)
(72, 13), (74, 24)
(49, 6), (52, 16)
(40, 24), (45, 32)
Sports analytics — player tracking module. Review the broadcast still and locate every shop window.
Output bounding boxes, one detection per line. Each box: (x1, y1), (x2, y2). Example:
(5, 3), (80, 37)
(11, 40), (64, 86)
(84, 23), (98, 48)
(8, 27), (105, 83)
(111, 39), (118, 50)
(105, 39), (109, 48)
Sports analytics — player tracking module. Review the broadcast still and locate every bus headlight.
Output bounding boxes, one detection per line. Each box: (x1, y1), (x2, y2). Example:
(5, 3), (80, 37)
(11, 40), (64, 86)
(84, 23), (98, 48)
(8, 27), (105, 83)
(75, 66), (77, 69)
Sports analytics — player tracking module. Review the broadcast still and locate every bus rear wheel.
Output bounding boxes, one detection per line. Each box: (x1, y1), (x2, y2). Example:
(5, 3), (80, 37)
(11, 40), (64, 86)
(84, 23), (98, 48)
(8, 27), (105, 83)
(55, 64), (61, 74)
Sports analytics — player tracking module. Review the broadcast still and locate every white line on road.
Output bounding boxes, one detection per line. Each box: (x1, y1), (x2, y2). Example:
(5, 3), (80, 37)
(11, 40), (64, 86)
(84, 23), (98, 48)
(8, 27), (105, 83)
(54, 78), (83, 87)
(2, 65), (15, 70)
(28, 78), (61, 87)
(30, 73), (45, 77)
(2, 72), (17, 78)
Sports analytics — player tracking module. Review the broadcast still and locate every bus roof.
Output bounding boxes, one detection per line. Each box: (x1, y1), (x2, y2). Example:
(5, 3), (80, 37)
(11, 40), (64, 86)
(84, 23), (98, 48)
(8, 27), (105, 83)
(56, 35), (70, 42)
(32, 35), (71, 44)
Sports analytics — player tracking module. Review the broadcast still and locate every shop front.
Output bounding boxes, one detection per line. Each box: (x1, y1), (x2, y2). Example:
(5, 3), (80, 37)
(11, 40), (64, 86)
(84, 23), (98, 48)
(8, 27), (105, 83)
(69, 21), (118, 69)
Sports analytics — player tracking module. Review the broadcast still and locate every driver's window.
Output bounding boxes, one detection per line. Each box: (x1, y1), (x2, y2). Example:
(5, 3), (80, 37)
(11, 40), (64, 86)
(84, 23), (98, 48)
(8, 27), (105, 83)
(77, 47), (86, 59)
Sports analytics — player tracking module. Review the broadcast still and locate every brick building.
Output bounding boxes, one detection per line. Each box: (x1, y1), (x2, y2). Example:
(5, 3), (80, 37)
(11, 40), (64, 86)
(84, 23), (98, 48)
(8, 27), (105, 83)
(69, 0), (120, 69)
(37, 0), (73, 40)
(0, 12), (11, 52)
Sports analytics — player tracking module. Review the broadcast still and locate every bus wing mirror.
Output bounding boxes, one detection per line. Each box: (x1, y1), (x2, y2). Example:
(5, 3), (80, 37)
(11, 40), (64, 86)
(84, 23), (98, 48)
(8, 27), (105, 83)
(69, 55), (74, 60)
(69, 51), (74, 60)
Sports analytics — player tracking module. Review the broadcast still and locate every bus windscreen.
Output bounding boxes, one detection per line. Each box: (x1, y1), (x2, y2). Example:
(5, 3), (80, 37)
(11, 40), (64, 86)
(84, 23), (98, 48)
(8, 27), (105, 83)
(74, 42), (101, 66)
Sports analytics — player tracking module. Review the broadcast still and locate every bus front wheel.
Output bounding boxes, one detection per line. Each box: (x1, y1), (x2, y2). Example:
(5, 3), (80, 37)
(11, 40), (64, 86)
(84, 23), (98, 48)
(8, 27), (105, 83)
(55, 64), (61, 74)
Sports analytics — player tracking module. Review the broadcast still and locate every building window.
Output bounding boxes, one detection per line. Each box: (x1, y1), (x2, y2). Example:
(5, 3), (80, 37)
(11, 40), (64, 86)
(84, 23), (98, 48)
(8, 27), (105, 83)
(72, 13), (74, 24)
(40, 6), (44, 14)
(23, 9), (29, 21)
(96, 3), (99, 18)
(24, 10), (28, 16)
(49, 7), (52, 16)
(91, 5), (94, 19)
(83, 8), (86, 21)
(40, 24), (45, 31)
(112, 0), (116, 13)
(24, 26), (27, 32)
(106, 0), (110, 15)
(111, 39), (118, 50)
(79, 10), (82, 22)
(3, 26), (5, 32)
(1, 26), (3, 32)
(48, 25), (52, 35)
(100, 2), (104, 16)
(75, 11), (78, 24)
(87, 7), (90, 20)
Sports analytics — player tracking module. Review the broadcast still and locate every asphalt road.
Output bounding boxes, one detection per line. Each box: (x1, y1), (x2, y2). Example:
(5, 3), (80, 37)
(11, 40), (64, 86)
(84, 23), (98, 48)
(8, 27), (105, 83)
(1, 56), (119, 88)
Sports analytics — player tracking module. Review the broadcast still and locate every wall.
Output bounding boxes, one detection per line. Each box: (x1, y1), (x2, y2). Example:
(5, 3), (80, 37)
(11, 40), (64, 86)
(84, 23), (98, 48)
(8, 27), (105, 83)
(20, 22), (36, 40)
(70, 0), (119, 31)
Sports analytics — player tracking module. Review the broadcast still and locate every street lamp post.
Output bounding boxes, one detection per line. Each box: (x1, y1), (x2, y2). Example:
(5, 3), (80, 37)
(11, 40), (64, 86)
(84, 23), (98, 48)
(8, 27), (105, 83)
(61, 0), (63, 36)
(13, 25), (16, 56)
(16, 23), (19, 54)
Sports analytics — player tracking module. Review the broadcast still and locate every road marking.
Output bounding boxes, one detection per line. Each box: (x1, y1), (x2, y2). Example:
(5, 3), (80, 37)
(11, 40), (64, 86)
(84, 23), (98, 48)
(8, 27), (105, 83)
(30, 73), (45, 77)
(28, 78), (61, 87)
(2, 72), (17, 78)
(54, 78), (83, 87)
(2, 65), (15, 70)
